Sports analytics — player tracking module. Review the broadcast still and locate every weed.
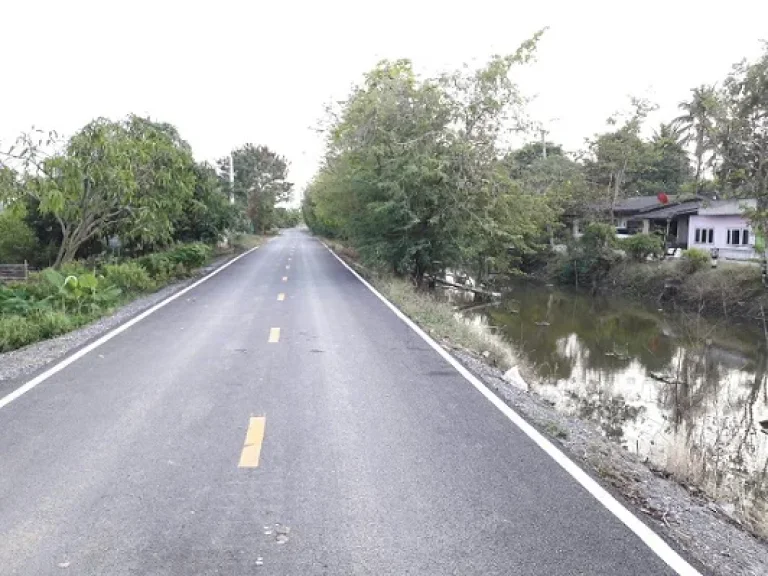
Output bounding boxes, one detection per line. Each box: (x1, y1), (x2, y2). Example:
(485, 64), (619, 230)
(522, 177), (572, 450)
(544, 421), (569, 440)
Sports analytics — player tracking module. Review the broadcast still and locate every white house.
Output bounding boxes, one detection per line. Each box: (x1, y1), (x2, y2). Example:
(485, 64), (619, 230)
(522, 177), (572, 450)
(688, 199), (759, 261)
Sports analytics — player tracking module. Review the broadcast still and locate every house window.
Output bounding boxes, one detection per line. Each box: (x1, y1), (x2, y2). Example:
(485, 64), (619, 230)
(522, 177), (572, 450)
(727, 228), (750, 246)
(695, 228), (714, 244)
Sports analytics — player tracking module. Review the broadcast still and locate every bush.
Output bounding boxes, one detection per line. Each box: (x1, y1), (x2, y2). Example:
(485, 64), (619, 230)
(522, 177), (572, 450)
(0, 212), (39, 264)
(681, 248), (711, 273)
(169, 243), (211, 270)
(59, 261), (93, 278)
(103, 262), (154, 293)
(621, 234), (663, 262)
(137, 253), (175, 281)
(581, 223), (618, 252)
(0, 311), (86, 352)
(0, 315), (39, 351)
(556, 223), (622, 288)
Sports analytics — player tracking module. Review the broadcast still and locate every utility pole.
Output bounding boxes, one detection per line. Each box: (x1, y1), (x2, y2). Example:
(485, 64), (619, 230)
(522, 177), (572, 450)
(540, 127), (548, 159)
(229, 153), (235, 205)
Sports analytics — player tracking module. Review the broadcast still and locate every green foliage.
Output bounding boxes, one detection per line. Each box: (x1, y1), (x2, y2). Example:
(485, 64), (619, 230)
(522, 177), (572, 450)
(136, 243), (211, 281)
(681, 248), (711, 272)
(0, 312), (69, 352)
(172, 162), (236, 244)
(557, 223), (622, 288)
(219, 145), (293, 234)
(0, 240), (212, 352)
(620, 234), (663, 261)
(103, 262), (154, 293)
(0, 211), (39, 263)
(581, 223), (618, 251)
(169, 243), (211, 269)
(304, 33), (550, 282)
(137, 253), (174, 281)
(273, 207), (302, 228)
(2, 115), (197, 267)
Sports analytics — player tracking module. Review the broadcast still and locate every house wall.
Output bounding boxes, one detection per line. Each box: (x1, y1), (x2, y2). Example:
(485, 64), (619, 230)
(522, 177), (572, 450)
(688, 215), (756, 260)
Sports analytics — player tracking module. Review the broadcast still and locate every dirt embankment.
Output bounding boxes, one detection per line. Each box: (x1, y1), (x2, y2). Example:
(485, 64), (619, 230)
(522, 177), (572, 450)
(601, 260), (768, 325)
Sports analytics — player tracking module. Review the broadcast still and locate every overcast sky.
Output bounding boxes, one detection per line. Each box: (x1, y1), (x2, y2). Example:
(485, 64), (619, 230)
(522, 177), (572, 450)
(3, 1), (767, 201)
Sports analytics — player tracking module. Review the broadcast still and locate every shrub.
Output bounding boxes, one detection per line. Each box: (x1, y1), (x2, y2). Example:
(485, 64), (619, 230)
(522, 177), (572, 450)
(620, 234), (663, 262)
(169, 243), (211, 269)
(681, 248), (711, 273)
(59, 261), (93, 278)
(103, 262), (154, 293)
(0, 212), (39, 264)
(0, 311), (85, 352)
(138, 253), (175, 281)
(581, 223), (618, 252)
(556, 223), (622, 288)
(0, 315), (39, 352)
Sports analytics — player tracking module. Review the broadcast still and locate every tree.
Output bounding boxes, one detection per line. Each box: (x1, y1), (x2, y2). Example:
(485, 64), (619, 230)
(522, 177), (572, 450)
(673, 85), (719, 193)
(584, 101), (653, 221)
(1, 116), (196, 266)
(0, 210), (39, 264)
(715, 44), (768, 282)
(304, 31), (553, 283)
(507, 141), (564, 177)
(635, 124), (693, 196)
(220, 144), (292, 233)
(172, 162), (236, 244)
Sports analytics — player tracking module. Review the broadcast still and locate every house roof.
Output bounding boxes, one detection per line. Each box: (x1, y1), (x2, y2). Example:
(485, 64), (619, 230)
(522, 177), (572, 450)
(697, 199), (756, 216)
(641, 200), (703, 220)
(613, 195), (675, 214)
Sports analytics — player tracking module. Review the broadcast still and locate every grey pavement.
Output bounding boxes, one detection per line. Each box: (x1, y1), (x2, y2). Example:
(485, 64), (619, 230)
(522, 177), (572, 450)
(0, 230), (682, 575)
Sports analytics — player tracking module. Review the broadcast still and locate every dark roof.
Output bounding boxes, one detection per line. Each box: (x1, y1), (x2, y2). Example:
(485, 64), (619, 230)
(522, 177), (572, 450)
(613, 196), (674, 214)
(613, 195), (705, 216)
(641, 200), (703, 220)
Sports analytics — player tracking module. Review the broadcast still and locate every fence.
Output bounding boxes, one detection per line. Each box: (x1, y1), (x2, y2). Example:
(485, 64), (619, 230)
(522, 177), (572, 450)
(0, 262), (30, 282)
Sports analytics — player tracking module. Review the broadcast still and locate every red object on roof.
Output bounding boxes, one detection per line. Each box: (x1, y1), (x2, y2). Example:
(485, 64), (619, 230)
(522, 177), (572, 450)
(657, 192), (669, 205)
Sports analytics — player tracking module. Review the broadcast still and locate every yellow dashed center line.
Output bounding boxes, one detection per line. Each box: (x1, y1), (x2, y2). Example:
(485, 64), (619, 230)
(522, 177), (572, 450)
(269, 327), (281, 343)
(277, 293), (285, 301)
(238, 416), (266, 468)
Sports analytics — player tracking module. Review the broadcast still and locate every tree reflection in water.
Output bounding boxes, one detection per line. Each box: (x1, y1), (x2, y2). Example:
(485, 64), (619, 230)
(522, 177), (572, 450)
(472, 283), (768, 537)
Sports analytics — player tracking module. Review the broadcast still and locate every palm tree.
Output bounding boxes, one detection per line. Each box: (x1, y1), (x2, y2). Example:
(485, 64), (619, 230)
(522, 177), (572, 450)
(672, 85), (719, 194)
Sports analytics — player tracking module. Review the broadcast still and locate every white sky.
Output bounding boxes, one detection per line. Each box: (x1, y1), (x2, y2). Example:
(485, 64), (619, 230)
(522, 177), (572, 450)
(3, 0), (767, 202)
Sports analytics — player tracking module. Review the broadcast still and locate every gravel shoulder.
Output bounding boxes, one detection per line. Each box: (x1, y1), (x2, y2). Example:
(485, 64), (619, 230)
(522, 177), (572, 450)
(0, 254), (236, 394)
(450, 345), (768, 576)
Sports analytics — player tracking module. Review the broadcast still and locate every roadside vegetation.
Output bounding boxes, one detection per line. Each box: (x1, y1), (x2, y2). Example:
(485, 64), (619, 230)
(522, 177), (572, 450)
(303, 35), (768, 324)
(0, 116), (297, 351)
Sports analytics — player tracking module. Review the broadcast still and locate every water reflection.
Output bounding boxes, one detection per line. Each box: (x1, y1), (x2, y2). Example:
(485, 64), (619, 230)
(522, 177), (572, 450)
(467, 284), (768, 537)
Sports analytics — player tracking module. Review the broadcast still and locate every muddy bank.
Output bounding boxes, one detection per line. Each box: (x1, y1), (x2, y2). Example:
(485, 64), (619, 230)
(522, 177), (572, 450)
(601, 259), (767, 325)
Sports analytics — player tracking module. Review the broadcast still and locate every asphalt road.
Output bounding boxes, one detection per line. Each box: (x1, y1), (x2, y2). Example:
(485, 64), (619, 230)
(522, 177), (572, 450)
(0, 230), (689, 575)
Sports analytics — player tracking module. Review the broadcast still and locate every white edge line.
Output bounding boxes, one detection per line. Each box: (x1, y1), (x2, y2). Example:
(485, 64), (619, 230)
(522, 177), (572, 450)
(321, 241), (701, 576)
(0, 246), (261, 411)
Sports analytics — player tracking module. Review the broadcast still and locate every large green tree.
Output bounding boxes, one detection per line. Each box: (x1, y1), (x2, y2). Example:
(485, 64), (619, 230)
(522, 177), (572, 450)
(172, 162), (236, 244)
(220, 144), (292, 234)
(1, 116), (196, 266)
(305, 32), (555, 283)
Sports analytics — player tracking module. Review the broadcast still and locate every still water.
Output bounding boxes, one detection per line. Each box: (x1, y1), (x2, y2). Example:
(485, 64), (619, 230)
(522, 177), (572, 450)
(462, 283), (768, 536)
